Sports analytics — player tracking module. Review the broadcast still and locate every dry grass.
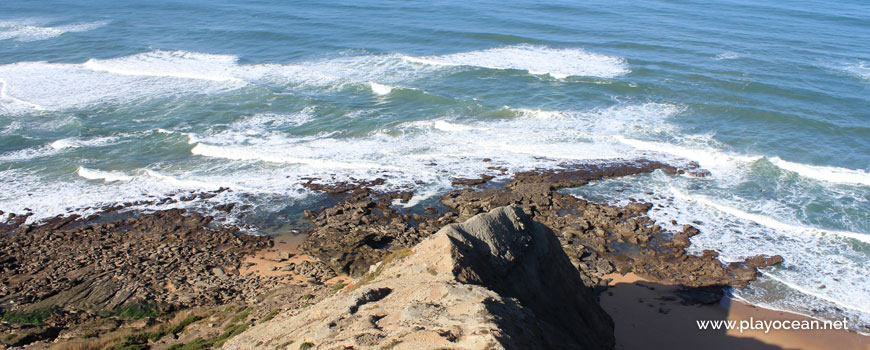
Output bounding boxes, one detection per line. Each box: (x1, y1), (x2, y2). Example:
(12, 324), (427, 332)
(49, 328), (134, 350)
(48, 308), (212, 350)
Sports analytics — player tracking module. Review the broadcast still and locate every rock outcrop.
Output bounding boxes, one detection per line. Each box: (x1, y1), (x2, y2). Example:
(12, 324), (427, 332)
(301, 160), (782, 292)
(0, 209), (271, 332)
(225, 206), (615, 350)
(301, 189), (457, 277)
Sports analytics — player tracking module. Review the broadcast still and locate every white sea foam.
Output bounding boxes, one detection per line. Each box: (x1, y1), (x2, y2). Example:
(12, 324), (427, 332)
(184, 102), (684, 199)
(568, 174), (870, 330)
(0, 20), (108, 42)
(2, 46), (626, 113)
(0, 165), (311, 227)
(77, 166), (133, 182)
(227, 108), (316, 134)
(613, 135), (761, 170)
(0, 60), (233, 112)
(511, 108), (567, 119)
(49, 136), (119, 149)
(368, 82), (393, 95)
(397, 184), (445, 208)
(0, 136), (119, 162)
(714, 52), (741, 60)
(0, 146), (56, 162)
(840, 61), (870, 81)
(190, 142), (396, 170)
(670, 187), (870, 244)
(404, 119), (486, 133)
(768, 156), (870, 186)
(614, 135), (870, 187)
(761, 273), (867, 314)
(0, 78), (45, 113)
(0, 51), (437, 113)
(404, 45), (630, 78)
(82, 50), (244, 82)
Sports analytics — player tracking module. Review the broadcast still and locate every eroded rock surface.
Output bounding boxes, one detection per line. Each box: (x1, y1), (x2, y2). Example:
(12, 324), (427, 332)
(301, 188), (457, 276)
(301, 160), (782, 291)
(0, 209), (271, 334)
(226, 206), (615, 350)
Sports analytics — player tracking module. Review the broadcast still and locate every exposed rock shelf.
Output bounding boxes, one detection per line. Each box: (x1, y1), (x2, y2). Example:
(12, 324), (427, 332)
(225, 206), (615, 350)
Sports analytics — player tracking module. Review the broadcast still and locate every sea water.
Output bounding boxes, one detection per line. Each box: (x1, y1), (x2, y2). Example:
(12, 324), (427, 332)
(1, 0), (867, 333)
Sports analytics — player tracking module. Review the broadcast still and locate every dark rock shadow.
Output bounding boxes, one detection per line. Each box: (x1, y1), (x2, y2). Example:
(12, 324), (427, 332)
(601, 279), (786, 350)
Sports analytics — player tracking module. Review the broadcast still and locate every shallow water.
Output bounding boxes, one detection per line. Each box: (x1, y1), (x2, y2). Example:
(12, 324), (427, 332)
(1, 0), (868, 332)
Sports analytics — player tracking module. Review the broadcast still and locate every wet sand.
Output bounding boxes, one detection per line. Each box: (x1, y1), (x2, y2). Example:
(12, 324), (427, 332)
(600, 273), (869, 350)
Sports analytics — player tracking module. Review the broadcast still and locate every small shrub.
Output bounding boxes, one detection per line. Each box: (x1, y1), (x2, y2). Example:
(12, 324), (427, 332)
(146, 314), (203, 342)
(261, 309), (280, 323)
(111, 304), (158, 320)
(107, 344), (148, 350)
(213, 322), (250, 348)
(2, 307), (54, 325)
(330, 283), (347, 292)
(299, 342), (314, 350)
(167, 337), (213, 350)
(230, 308), (251, 323)
(299, 294), (314, 301)
(106, 333), (150, 350)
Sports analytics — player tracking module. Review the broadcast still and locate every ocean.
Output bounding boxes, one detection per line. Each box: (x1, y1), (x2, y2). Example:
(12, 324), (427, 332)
(1, 0), (868, 333)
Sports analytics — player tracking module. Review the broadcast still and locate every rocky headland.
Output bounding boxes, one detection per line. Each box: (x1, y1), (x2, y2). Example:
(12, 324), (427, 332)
(0, 159), (786, 350)
(226, 206), (614, 350)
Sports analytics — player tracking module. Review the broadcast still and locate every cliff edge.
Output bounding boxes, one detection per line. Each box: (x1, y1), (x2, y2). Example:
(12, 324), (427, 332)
(224, 206), (614, 350)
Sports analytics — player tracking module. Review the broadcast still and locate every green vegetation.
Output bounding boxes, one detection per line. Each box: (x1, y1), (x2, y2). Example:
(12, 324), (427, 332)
(107, 343), (149, 350)
(299, 342), (314, 350)
(106, 333), (150, 350)
(230, 307), (251, 323)
(167, 337), (213, 350)
(261, 309), (280, 323)
(214, 322), (251, 348)
(154, 314), (203, 341)
(163, 321), (251, 350)
(330, 282), (347, 292)
(110, 304), (159, 319)
(2, 334), (16, 342)
(2, 307), (54, 325)
(299, 294), (314, 301)
(107, 313), (204, 350)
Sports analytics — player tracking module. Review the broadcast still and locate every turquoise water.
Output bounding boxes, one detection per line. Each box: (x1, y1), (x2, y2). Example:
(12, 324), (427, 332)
(1, 0), (868, 332)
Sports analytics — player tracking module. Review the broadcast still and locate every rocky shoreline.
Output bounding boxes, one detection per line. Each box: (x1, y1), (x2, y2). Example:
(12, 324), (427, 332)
(0, 159), (784, 349)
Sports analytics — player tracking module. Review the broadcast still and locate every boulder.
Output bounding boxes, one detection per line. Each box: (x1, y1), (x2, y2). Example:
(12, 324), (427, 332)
(224, 206), (614, 350)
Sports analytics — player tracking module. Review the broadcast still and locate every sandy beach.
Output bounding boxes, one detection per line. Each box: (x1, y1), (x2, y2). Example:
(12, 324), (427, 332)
(601, 273), (869, 350)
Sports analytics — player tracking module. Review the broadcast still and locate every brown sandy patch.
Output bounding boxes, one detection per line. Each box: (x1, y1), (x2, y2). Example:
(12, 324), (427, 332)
(240, 232), (349, 287)
(600, 273), (868, 350)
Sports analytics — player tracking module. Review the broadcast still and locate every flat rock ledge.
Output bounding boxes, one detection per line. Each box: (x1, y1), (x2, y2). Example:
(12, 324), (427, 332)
(225, 206), (615, 350)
